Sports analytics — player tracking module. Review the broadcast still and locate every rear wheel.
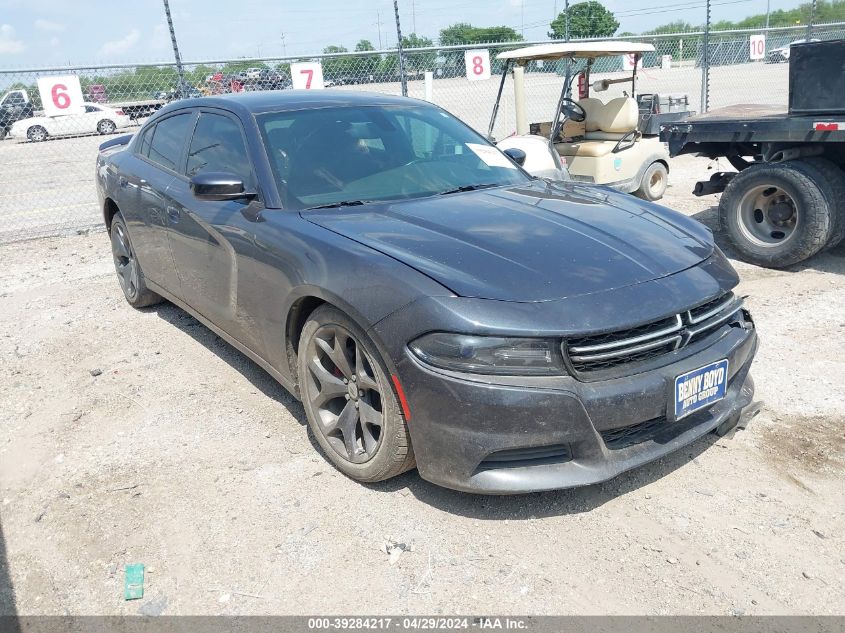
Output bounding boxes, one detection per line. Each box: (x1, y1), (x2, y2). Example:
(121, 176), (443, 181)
(719, 160), (835, 268)
(27, 125), (47, 142)
(109, 213), (163, 308)
(635, 161), (668, 201)
(800, 157), (845, 250)
(97, 119), (116, 135)
(297, 305), (415, 483)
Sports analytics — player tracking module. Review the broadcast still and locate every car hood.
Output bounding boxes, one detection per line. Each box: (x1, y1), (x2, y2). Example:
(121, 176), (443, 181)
(303, 182), (714, 302)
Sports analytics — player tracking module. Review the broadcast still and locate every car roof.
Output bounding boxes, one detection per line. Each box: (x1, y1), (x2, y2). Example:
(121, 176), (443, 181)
(158, 90), (427, 116)
(498, 41), (655, 61)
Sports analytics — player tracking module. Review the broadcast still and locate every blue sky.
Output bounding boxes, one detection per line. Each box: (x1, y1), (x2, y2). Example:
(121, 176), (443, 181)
(0, 0), (808, 67)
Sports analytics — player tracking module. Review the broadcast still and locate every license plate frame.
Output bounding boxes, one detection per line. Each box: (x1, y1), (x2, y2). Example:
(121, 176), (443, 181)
(673, 359), (729, 420)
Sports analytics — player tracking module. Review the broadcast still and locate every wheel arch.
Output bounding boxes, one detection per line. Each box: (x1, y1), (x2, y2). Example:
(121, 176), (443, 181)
(103, 197), (120, 231)
(283, 287), (402, 398)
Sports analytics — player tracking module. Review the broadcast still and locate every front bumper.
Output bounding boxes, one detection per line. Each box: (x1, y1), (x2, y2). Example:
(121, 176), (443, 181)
(391, 325), (758, 494)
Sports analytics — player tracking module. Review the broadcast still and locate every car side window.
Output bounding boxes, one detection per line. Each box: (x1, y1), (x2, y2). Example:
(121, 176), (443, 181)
(146, 112), (193, 173)
(186, 112), (254, 187)
(137, 125), (153, 158)
(85, 105), (98, 113)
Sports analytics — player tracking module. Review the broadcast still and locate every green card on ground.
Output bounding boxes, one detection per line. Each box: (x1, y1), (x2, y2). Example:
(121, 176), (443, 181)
(124, 563), (144, 600)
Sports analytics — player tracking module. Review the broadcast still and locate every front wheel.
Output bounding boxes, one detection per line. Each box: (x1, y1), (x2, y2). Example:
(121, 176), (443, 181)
(298, 305), (415, 483)
(719, 161), (836, 268)
(97, 119), (116, 134)
(635, 161), (669, 201)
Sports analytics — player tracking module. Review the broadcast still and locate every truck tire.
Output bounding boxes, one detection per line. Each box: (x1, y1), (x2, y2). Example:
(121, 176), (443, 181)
(800, 157), (845, 250)
(719, 160), (835, 268)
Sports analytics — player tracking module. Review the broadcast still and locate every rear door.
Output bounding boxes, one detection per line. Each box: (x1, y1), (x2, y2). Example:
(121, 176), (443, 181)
(119, 111), (196, 295)
(164, 108), (266, 352)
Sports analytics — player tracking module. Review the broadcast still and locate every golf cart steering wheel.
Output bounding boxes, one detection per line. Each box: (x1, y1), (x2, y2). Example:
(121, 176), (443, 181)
(560, 98), (586, 123)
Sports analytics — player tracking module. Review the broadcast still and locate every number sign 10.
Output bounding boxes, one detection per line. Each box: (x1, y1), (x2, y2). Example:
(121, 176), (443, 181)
(464, 50), (491, 81)
(37, 75), (85, 117)
(749, 34), (766, 60)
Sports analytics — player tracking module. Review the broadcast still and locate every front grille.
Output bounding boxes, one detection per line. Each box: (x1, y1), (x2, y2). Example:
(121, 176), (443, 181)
(601, 417), (667, 450)
(563, 292), (743, 376)
(476, 444), (572, 471)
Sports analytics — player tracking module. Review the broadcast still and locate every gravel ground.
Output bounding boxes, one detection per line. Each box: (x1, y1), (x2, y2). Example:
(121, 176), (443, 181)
(1, 155), (844, 616)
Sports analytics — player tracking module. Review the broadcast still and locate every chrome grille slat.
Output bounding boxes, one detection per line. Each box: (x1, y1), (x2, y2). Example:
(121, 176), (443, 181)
(563, 292), (744, 375)
(569, 315), (683, 354)
(570, 334), (682, 363)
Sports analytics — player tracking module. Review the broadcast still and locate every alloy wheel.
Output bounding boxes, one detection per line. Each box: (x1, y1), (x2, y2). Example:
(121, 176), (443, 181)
(111, 223), (140, 300)
(305, 324), (384, 464)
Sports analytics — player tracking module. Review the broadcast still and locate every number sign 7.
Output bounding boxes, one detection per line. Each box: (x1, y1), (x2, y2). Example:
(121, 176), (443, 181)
(291, 62), (324, 90)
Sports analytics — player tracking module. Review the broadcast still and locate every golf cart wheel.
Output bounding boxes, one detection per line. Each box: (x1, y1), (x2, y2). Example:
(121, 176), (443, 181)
(97, 119), (116, 135)
(636, 161), (668, 201)
(27, 125), (47, 142)
(719, 160), (835, 268)
(297, 305), (415, 483)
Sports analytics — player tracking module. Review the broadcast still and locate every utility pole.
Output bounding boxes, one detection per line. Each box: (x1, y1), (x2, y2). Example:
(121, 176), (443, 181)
(162, 0), (186, 95)
(280, 33), (287, 56)
(565, 0), (570, 41)
(806, 0), (817, 40)
(701, 0), (711, 113)
(521, 0), (525, 37)
(765, 0), (770, 30)
(412, 0), (416, 34)
(393, 0), (408, 97)
(376, 10), (383, 49)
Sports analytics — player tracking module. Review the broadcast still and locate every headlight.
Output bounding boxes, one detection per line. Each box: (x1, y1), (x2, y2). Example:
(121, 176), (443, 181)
(409, 333), (563, 375)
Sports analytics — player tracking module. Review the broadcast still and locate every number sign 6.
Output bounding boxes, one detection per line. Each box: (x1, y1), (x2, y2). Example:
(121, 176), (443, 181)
(37, 75), (85, 117)
(464, 49), (491, 81)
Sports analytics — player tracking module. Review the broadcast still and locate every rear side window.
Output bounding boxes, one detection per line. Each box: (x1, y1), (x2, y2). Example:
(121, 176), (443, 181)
(146, 113), (193, 173)
(137, 125), (153, 157)
(186, 112), (254, 186)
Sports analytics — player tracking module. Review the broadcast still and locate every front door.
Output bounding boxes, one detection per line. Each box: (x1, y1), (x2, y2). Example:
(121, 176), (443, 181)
(165, 109), (266, 353)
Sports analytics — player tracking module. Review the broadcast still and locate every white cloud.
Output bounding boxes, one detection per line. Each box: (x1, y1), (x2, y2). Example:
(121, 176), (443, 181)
(98, 28), (140, 56)
(0, 24), (24, 54)
(34, 18), (66, 32)
(49, 36), (60, 48)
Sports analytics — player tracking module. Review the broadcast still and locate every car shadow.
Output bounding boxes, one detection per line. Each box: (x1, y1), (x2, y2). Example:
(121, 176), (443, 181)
(692, 205), (845, 275)
(365, 432), (722, 518)
(146, 302), (306, 424)
(147, 300), (732, 518)
(0, 519), (20, 627)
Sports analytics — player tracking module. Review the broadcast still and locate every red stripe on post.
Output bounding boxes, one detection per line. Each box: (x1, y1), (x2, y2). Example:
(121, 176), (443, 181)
(391, 374), (412, 421)
(814, 122), (840, 131)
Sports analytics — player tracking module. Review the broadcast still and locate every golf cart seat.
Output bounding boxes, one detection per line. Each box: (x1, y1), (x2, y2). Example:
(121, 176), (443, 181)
(556, 97), (639, 157)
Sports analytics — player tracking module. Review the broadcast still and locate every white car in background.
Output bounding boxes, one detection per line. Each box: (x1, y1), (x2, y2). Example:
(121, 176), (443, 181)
(766, 38), (821, 63)
(9, 102), (132, 142)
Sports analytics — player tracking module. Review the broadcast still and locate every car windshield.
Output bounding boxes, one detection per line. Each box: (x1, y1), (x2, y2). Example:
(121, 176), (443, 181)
(257, 104), (530, 208)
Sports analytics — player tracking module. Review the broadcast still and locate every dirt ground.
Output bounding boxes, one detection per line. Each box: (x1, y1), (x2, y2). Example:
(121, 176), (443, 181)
(1, 155), (844, 616)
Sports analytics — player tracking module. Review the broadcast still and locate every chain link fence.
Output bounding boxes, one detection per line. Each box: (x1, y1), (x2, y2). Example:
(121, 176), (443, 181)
(1, 22), (844, 244)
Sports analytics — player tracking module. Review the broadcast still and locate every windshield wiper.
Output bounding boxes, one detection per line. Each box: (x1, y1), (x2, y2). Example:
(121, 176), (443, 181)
(438, 183), (500, 196)
(304, 200), (375, 210)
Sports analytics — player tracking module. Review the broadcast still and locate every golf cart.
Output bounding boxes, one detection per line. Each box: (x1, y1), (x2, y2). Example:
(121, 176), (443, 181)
(490, 42), (686, 200)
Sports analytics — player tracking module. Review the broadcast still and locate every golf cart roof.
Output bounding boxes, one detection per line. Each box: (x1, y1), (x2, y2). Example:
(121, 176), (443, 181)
(497, 41), (655, 62)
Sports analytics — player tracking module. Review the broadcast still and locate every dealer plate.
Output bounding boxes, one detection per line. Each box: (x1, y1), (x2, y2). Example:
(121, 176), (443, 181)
(674, 359), (729, 420)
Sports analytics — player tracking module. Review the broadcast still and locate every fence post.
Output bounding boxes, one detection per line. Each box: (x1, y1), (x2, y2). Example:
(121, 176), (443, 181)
(161, 0), (187, 96)
(393, 0), (409, 97)
(424, 71), (433, 101)
(700, 0), (711, 113)
(807, 0), (817, 40)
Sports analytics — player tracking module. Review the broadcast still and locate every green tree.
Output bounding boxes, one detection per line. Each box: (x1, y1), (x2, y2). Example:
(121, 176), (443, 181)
(322, 45), (355, 80)
(355, 39), (375, 52)
(438, 23), (522, 45)
(549, 1), (619, 39)
(401, 33), (435, 74)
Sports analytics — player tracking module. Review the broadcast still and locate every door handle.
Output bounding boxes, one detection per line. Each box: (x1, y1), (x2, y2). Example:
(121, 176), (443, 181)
(166, 206), (180, 223)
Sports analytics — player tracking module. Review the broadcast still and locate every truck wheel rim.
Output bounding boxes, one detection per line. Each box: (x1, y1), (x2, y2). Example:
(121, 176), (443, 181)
(737, 185), (797, 247)
(305, 325), (384, 464)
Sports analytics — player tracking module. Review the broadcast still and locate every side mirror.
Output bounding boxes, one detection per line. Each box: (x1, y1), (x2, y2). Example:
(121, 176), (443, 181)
(190, 171), (255, 201)
(503, 147), (527, 166)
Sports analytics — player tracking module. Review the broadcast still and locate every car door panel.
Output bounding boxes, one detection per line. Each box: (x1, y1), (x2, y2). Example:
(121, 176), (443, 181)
(164, 110), (266, 354)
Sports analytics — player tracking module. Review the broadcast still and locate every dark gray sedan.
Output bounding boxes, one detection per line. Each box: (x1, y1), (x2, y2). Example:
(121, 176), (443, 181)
(95, 91), (759, 493)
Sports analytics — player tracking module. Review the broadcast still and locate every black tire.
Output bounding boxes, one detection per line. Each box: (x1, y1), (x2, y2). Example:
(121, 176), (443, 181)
(719, 161), (835, 268)
(27, 125), (47, 142)
(109, 213), (163, 308)
(800, 157), (845, 250)
(635, 161), (668, 201)
(97, 119), (116, 135)
(297, 305), (415, 483)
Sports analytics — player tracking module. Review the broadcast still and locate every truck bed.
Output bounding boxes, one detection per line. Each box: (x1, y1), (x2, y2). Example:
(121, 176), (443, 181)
(661, 104), (845, 157)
